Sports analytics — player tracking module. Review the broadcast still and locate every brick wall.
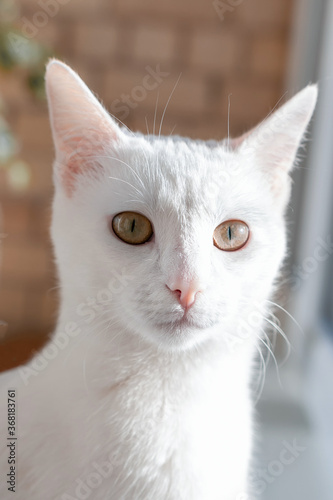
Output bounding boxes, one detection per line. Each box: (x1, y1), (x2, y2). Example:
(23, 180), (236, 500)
(0, 0), (293, 338)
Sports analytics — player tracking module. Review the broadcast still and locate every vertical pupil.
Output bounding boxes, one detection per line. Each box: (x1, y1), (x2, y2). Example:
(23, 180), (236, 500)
(131, 219), (136, 232)
(227, 226), (232, 240)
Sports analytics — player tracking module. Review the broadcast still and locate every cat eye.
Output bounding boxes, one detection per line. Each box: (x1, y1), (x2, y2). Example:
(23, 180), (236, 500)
(213, 220), (249, 251)
(112, 211), (153, 245)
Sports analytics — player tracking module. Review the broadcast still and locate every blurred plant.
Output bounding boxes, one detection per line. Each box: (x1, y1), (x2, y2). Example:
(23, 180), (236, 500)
(0, 0), (53, 96)
(0, 0), (53, 191)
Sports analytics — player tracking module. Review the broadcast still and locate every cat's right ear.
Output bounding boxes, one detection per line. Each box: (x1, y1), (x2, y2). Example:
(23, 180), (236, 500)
(229, 85), (317, 209)
(45, 59), (124, 196)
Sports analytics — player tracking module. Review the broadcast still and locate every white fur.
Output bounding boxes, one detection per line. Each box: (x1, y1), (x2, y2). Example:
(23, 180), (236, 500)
(0, 61), (317, 500)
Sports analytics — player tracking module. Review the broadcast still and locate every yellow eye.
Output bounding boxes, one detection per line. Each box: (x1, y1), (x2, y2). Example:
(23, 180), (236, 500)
(112, 212), (153, 245)
(213, 220), (249, 251)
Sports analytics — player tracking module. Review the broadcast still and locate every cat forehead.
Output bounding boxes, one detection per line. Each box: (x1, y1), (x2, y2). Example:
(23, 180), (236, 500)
(116, 136), (231, 197)
(117, 134), (237, 184)
(103, 134), (265, 222)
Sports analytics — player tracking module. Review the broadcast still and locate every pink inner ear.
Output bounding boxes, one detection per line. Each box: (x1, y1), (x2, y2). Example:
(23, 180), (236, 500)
(56, 124), (113, 197)
(46, 61), (121, 197)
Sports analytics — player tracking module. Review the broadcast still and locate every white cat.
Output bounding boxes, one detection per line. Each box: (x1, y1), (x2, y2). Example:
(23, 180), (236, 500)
(0, 60), (317, 500)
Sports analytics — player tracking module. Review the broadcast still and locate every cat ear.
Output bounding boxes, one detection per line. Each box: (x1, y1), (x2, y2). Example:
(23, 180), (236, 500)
(231, 85), (318, 207)
(45, 59), (124, 196)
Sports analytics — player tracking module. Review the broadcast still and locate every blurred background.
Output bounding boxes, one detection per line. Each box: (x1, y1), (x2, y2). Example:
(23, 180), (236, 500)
(0, 0), (332, 498)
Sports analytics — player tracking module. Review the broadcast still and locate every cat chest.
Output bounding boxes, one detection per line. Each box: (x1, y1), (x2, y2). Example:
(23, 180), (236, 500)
(91, 373), (251, 482)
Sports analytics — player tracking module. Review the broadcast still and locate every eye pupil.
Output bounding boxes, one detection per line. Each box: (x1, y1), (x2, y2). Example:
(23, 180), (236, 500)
(112, 212), (153, 245)
(213, 220), (249, 252)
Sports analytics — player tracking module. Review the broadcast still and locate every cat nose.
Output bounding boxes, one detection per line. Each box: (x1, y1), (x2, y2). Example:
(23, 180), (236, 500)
(166, 279), (201, 309)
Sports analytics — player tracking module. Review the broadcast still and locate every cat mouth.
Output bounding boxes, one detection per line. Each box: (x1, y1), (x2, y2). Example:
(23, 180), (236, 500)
(156, 315), (203, 330)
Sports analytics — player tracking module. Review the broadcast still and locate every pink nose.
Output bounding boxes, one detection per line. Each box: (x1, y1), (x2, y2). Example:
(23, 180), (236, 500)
(167, 280), (201, 309)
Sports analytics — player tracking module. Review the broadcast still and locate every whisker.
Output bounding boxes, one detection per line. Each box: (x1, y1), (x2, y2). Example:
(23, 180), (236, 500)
(108, 176), (144, 198)
(263, 316), (292, 367)
(108, 113), (135, 136)
(267, 326), (277, 361)
(260, 329), (273, 367)
(257, 330), (283, 389)
(168, 124), (177, 137)
(257, 91), (288, 129)
(158, 72), (182, 138)
(227, 93), (232, 148)
(153, 91), (159, 136)
(264, 299), (304, 336)
(92, 155), (147, 194)
(144, 116), (150, 137)
(253, 344), (267, 405)
(104, 111), (151, 170)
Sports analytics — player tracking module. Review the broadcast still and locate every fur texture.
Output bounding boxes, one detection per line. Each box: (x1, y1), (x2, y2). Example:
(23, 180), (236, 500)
(0, 60), (317, 500)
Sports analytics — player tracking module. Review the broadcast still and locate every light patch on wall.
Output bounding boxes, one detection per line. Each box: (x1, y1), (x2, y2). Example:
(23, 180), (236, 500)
(7, 160), (31, 191)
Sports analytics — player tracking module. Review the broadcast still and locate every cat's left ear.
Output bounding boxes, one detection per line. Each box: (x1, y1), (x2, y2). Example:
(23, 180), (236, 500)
(45, 59), (124, 196)
(231, 85), (318, 208)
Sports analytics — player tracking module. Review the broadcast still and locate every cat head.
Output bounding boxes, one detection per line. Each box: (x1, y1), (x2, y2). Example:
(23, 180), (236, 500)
(46, 60), (317, 353)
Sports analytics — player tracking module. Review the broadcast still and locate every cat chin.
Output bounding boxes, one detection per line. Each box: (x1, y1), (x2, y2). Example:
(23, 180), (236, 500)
(138, 318), (220, 352)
